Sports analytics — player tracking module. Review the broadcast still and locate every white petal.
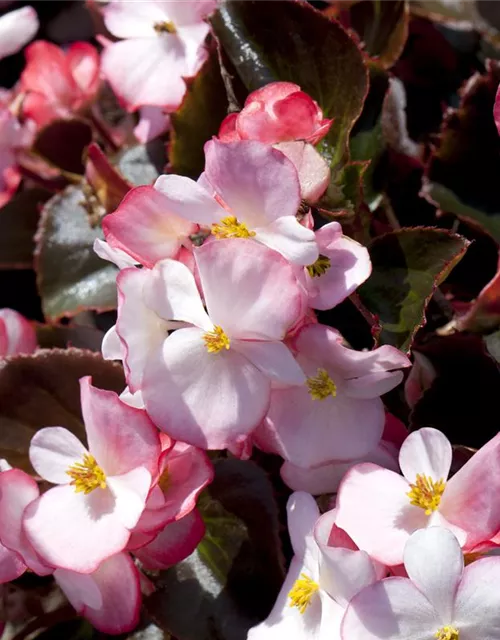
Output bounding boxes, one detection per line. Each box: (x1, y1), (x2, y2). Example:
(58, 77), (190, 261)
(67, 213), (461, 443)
(399, 428), (452, 484)
(107, 467), (151, 529)
(232, 340), (305, 386)
(454, 558), (500, 639)
(0, 7), (38, 60)
(30, 427), (88, 484)
(254, 217), (318, 266)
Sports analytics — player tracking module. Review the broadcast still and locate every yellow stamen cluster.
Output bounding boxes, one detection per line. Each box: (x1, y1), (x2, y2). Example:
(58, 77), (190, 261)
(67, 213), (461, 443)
(66, 453), (106, 495)
(306, 368), (337, 401)
(407, 474), (446, 515)
(211, 216), (256, 239)
(203, 325), (230, 354)
(154, 20), (177, 34)
(306, 255), (331, 278)
(288, 573), (319, 614)
(435, 626), (459, 640)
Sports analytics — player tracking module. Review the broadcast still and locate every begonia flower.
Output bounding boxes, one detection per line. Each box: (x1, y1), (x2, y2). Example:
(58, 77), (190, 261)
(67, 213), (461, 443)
(218, 82), (333, 203)
(101, 0), (215, 111)
(342, 527), (500, 640)
(150, 140), (318, 265)
(248, 492), (380, 639)
(108, 238), (306, 449)
(0, 6), (38, 60)
(263, 323), (410, 469)
(299, 222), (371, 310)
(0, 101), (35, 206)
(336, 427), (500, 566)
(0, 308), (37, 357)
(21, 41), (100, 127)
(23, 377), (161, 573)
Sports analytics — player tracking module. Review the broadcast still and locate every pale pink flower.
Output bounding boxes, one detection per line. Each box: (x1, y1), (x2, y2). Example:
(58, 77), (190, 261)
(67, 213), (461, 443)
(248, 492), (381, 640)
(0, 104), (35, 206)
(21, 41), (100, 127)
(263, 323), (410, 469)
(336, 427), (500, 566)
(151, 139), (318, 265)
(23, 377), (161, 573)
(299, 222), (371, 311)
(342, 527), (500, 640)
(218, 82), (333, 203)
(101, 0), (215, 111)
(110, 238), (306, 449)
(0, 308), (37, 357)
(0, 6), (38, 60)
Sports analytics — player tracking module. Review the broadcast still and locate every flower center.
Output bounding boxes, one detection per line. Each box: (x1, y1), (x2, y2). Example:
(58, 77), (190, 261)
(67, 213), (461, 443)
(203, 325), (230, 354)
(211, 216), (256, 239)
(407, 474), (446, 515)
(306, 368), (337, 400)
(306, 255), (331, 278)
(435, 626), (459, 640)
(288, 573), (319, 614)
(66, 453), (107, 495)
(154, 20), (177, 34)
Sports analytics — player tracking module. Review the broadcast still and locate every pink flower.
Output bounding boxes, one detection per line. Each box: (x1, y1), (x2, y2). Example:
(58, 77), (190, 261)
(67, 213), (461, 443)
(218, 82), (333, 203)
(109, 238), (306, 449)
(102, 184), (197, 268)
(342, 527), (500, 640)
(248, 492), (380, 640)
(101, 0), (215, 111)
(262, 323), (410, 469)
(0, 103), (35, 206)
(23, 377), (161, 573)
(336, 427), (500, 566)
(149, 140), (318, 265)
(0, 6), (38, 60)
(0, 308), (37, 357)
(21, 41), (100, 127)
(299, 222), (372, 311)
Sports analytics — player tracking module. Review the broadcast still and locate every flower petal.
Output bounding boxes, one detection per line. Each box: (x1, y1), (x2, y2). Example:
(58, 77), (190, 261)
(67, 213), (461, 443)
(0, 308), (37, 357)
(254, 215), (318, 266)
(454, 557), (500, 638)
(273, 141), (330, 203)
(195, 238), (304, 340)
(0, 542), (26, 582)
(399, 428), (452, 484)
(107, 467), (151, 529)
(103, 0), (169, 38)
(232, 340), (305, 387)
(287, 492), (320, 576)
(0, 6), (38, 60)
(29, 427), (88, 485)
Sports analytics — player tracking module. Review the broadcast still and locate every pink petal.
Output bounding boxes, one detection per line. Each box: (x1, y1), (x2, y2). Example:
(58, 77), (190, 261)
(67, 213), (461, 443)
(29, 427), (88, 485)
(142, 327), (271, 449)
(336, 464), (427, 566)
(341, 576), (439, 640)
(154, 174), (226, 226)
(56, 552), (141, 634)
(404, 528), (463, 621)
(287, 491), (320, 563)
(0, 542), (26, 582)
(232, 340), (305, 387)
(133, 509), (205, 569)
(454, 557), (500, 637)
(116, 267), (169, 391)
(66, 42), (100, 99)
(0, 6), (38, 60)
(0, 469), (38, 559)
(24, 485), (130, 573)
(204, 139), (301, 226)
(93, 238), (137, 269)
(103, 0), (169, 38)
(254, 215), (318, 266)
(318, 544), (377, 607)
(79, 376), (160, 478)
(22, 41), (77, 109)
(134, 105), (171, 143)
(54, 568), (102, 610)
(195, 238), (304, 340)
(218, 113), (240, 142)
(274, 141), (330, 203)
(344, 371), (405, 399)
(399, 428), (452, 485)
(107, 467), (152, 529)
(441, 431), (500, 545)
(101, 38), (187, 110)
(0, 308), (37, 357)
(103, 186), (196, 268)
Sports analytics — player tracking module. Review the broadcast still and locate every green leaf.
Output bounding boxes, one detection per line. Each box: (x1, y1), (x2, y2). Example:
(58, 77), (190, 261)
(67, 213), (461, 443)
(35, 186), (118, 320)
(0, 188), (51, 269)
(169, 46), (234, 178)
(33, 118), (93, 175)
(211, 0), (368, 169)
(0, 348), (125, 473)
(357, 228), (470, 351)
(145, 459), (284, 640)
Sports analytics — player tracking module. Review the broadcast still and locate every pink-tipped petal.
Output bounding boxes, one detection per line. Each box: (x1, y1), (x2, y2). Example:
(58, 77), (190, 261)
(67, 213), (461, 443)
(195, 238), (303, 340)
(0, 308), (37, 356)
(204, 140), (301, 226)
(24, 485), (130, 573)
(79, 376), (160, 478)
(0, 469), (38, 559)
(66, 42), (100, 99)
(29, 427), (88, 485)
(0, 6), (38, 60)
(274, 141), (330, 203)
(134, 509), (205, 570)
(103, 186), (196, 268)
(22, 40), (77, 108)
(0, 543), (26, 582)
(254, 215), (318, 266)
(399, 428), (452, 485)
